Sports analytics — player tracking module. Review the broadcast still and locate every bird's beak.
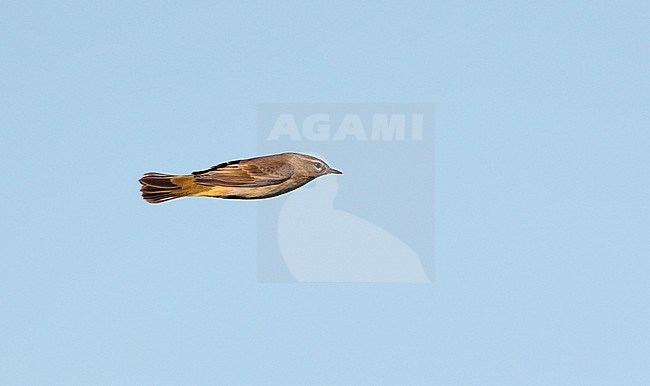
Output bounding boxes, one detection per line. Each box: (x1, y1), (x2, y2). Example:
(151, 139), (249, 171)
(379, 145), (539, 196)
(328, 168), (343, 175)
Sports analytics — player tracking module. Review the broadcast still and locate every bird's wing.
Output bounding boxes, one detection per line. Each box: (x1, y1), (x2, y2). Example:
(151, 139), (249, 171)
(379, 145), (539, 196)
(192, 158), (294, 187)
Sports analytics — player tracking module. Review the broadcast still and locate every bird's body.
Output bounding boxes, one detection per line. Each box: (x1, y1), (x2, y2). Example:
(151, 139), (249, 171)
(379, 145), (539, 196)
(139, 152), (341, 204)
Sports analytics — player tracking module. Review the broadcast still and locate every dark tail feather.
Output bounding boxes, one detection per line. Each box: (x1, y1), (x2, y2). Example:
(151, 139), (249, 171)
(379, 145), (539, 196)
(139, 173), (185, 204)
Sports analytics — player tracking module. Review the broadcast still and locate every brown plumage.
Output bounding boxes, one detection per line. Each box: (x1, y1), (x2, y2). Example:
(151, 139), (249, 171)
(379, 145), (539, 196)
(139, 152), (342, 204)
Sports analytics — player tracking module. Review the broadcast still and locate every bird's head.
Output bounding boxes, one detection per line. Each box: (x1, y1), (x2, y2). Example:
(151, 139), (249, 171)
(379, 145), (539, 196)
(290, 153), (342, 178)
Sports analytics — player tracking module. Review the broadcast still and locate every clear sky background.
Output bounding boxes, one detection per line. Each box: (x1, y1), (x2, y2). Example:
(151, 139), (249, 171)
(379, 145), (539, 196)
(1, 1), (649, 385)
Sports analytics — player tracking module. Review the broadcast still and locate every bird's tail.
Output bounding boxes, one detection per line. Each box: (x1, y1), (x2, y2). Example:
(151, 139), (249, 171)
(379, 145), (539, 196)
(139, 173), (194, 204)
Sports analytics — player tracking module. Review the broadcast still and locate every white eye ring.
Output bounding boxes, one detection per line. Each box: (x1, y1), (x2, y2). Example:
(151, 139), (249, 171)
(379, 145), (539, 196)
(313, 162), (322, 169)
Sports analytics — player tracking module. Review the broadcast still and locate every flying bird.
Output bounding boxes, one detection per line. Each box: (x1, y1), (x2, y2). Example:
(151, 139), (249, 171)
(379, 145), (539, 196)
(139, 152), (342, 204)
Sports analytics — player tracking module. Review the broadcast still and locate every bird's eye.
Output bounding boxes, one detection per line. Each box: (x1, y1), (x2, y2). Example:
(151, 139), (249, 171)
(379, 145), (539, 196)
(313, 162), (322, 170)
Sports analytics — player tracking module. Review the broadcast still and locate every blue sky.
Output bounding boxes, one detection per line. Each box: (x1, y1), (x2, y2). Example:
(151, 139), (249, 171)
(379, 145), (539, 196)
(1, 1), (649, 384)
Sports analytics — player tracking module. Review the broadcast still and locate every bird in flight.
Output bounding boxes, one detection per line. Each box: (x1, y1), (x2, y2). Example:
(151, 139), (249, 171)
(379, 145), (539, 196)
(139, 152), (342, 204)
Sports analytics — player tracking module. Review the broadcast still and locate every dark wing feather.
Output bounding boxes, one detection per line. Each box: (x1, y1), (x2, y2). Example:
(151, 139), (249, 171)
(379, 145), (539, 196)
(192, 158), (293, 187)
